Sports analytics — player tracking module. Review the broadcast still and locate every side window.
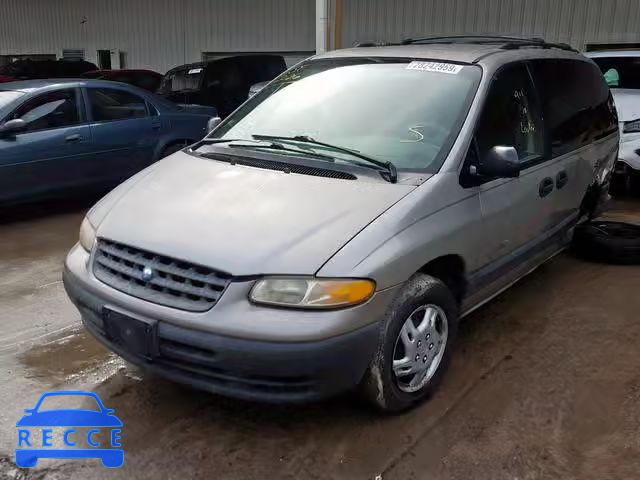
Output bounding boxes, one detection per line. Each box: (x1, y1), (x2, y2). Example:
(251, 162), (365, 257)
(531, 59), (617, 157)
(10, 90), (80, 132)
(87, 88), (148, 122)
(475, 64), (544, 164)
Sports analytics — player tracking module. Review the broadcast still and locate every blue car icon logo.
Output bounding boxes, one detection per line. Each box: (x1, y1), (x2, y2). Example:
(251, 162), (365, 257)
(16, 391), (123, 468)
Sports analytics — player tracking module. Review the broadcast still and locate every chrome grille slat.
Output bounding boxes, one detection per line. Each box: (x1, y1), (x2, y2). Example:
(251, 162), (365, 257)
(98, 242), (228, 288)
(93, 239), (232, 312)
(95, 254), (219, 300)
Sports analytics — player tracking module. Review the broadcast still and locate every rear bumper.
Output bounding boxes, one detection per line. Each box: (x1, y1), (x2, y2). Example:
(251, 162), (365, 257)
(63, 266), (382, 403)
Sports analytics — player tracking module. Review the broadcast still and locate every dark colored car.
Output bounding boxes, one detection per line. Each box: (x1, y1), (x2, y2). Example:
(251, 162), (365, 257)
(82, 69), (163, 92)
(0, 59), (99, 83)
(158, 55), (287, 117)
(0, 79), (217, 205)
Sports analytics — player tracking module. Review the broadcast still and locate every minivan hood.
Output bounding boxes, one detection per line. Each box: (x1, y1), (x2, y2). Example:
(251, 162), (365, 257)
(612, 89), (640, 121)
(95, 152), (416, 276)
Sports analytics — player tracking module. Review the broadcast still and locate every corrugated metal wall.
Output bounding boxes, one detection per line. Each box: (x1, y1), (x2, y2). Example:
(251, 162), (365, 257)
(0, 0), (315, 72)
(341, 0), (640, 50)
(3, 0), (640, 73)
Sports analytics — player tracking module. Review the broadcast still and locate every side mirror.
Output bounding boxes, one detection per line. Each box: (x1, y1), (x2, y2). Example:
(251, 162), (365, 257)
(206, 116), (221, 134)
(0, 118), (27, 137)
(474, 146), (520, 179)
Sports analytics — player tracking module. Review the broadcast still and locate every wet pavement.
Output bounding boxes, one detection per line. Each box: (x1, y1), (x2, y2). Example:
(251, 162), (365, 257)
(0, 197), (639, 479)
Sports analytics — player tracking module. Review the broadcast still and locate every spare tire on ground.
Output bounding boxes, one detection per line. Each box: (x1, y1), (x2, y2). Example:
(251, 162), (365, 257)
(573, 221), (640, 265)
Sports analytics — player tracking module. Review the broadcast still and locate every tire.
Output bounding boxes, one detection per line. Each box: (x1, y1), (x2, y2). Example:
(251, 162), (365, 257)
(610, 165), (640, 197)
(572, 221), (640, 265)
(160, 141), (189, 158)
(359, 274), (459, 413)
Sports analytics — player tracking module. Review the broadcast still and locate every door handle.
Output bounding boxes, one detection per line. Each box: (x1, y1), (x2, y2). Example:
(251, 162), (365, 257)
(151, 119), (161, 130)
(539, 177), (554, 198)
(556, 170), (569, 189)
(65, 134), (81, 143)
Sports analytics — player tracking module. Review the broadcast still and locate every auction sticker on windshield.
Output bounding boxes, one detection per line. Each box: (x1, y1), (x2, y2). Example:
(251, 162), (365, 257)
(15, 391), (123, 469)
(406, 61), (463, 74)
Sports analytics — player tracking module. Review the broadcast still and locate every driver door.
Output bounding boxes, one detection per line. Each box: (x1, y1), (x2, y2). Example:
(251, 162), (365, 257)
(468, 62), (554, 284)
(0, 88), (92, 203)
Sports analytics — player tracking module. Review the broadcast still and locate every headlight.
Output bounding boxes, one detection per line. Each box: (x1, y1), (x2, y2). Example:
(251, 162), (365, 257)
(623, 118), (640, 133)
(79, 217), (96, 252)
(249, 277), (375, 309)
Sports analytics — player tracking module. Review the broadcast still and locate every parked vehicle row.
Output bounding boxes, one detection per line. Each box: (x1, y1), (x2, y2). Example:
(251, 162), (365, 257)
(0, 79), (216, 205)
(1, 54), (289, 118)
(158, 55), (287, 117)
(0, 53), (294, 205)
(63, 37), (619, 412)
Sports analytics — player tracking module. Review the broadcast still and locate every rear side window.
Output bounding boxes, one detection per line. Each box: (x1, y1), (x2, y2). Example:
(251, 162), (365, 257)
(475, 63), (544, 164)
(11, 89), (80, 132)
(530, 59), (617, 157)
(87, 88), (149, 122)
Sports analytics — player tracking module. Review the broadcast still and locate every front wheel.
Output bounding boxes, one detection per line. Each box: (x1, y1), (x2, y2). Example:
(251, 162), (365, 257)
(360, 274), (459, 412)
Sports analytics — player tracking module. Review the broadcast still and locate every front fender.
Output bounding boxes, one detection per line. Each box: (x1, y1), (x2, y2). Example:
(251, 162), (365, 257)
(317, 174), (481, 289)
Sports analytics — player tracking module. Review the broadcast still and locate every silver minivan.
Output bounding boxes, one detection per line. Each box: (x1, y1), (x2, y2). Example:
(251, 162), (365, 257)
(64, 37), (619, 412)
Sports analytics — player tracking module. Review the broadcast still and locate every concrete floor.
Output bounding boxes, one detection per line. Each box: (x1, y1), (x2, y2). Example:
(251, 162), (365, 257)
(0, 197), (639, 480)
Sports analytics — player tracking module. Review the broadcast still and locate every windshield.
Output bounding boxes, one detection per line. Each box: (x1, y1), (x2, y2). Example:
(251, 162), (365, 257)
(210, 58), (481, 172)
(0, 90), (25, 110)
(158, 67), (204, 94)
(592, 56), (640, 89)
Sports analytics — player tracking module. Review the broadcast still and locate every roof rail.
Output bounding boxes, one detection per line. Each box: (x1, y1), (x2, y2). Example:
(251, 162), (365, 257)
(401, 35), (578, 53)
(353, 41), (394, 48)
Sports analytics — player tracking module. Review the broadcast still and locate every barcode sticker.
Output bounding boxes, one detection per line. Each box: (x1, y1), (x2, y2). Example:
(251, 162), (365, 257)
(406, 61), (463, 74)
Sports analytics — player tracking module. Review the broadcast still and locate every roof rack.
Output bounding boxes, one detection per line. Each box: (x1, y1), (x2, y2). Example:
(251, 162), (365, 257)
(400, 35), (578, 53)
(354, 41), (395, 48)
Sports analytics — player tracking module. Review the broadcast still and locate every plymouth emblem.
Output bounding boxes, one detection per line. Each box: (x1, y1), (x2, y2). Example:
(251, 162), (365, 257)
(141, 266), (154, 282)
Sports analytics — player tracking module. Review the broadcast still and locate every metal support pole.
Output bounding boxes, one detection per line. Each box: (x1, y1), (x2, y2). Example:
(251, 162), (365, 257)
(316, 0), (328, 54)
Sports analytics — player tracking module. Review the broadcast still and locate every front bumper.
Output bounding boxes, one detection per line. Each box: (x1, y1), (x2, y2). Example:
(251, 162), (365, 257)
(63, 244), (397, 403)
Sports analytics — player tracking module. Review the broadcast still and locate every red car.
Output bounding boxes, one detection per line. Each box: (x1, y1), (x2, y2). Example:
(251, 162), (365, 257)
(81, 69), (163, 92)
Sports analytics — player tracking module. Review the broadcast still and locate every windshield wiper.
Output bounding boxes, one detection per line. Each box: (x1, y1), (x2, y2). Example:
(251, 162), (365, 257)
(252, 134), (397, 183)
(198, 138), (336, 161)
(227, 142), (336, 161)
(200, 138), (264, 144)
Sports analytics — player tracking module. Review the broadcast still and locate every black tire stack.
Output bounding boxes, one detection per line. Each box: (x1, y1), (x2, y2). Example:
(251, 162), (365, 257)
(572, 221), (640, 265)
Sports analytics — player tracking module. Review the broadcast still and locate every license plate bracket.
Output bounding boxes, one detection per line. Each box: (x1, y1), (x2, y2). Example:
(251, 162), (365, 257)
(103, 309), (157, 359)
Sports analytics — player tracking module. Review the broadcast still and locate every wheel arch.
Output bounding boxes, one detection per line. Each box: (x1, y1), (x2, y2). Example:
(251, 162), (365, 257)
(416, 254), (467, 305)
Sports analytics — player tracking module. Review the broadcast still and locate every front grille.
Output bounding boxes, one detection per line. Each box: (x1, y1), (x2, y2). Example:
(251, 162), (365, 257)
(93, 239), (232, 312)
